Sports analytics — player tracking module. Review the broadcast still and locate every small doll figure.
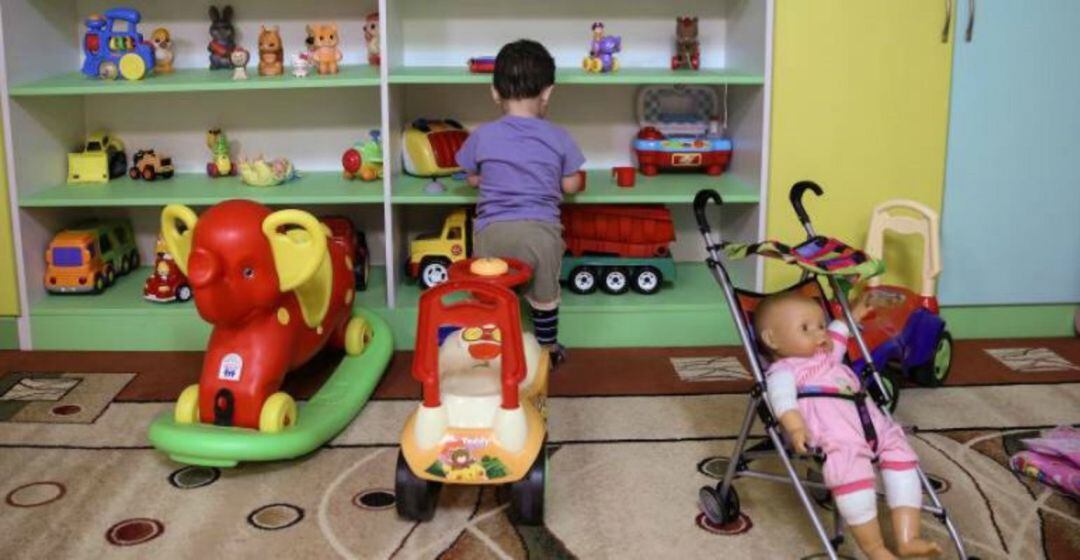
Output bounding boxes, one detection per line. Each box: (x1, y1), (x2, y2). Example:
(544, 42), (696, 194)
(230, 48), (250, 80)
(291, 52), (311, 78)
(258, 26), (284, 76)
(207, 5), (236, 70)
(364, 12), (380, 66)
(583, 21), (620, 73)
(755, 292), (942, 559)
(307, 23), (343, 75)
(150, 28), (174, 74)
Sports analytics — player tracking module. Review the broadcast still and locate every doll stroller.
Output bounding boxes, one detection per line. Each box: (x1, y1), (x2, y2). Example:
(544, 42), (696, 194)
(692, 183), (970, 559)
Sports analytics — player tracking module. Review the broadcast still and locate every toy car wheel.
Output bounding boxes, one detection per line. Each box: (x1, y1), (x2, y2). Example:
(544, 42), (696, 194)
(129, 250), (140, 270)
(419, 258), (451, 290)
(344, 316), (373, 356)
(914, 331), (953, 387)
(129, 167), (140, 180)
(108, 152), (128, 179)
(104, 266), (116, 286)
(119, 255), (131, 275)
(98, 61), (118, 80)
(259, 392), (298, 433)
(142, 167), (156, 181)
(395, 450), (441, 521)
(630, 267), (663, 295)
(174, 384), (201, 424)
(176, 285), (193, 303)
(568, 267), (598, 295)
(699, 484), (740, 525)
(92, 274), (106, 294)
(509, 441), (546, 526)
(161, 170), (174, 179)
(600, 267), (629, 295)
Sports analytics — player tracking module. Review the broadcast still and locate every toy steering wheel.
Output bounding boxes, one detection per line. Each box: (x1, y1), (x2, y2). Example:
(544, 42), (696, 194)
(449, 257), (532, 289)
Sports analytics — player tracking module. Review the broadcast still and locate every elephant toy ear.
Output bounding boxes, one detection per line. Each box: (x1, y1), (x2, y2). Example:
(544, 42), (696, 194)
(262, 209), (328, 293)
(161, 204), (198, 275)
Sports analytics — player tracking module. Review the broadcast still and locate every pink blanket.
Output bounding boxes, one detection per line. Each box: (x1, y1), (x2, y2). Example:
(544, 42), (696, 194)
(1009, 426), (1080, 497)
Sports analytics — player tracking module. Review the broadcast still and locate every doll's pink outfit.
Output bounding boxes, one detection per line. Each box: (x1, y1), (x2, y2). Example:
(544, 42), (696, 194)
(765, 321), (920, 498)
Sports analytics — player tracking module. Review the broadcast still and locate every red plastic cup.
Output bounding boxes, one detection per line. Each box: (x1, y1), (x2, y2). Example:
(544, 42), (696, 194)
(576, 169), (587, 191)
(612, 166), (636, 187)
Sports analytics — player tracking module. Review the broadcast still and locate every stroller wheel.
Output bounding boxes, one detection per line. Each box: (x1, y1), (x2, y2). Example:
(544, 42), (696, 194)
(699, 484), (740, 525)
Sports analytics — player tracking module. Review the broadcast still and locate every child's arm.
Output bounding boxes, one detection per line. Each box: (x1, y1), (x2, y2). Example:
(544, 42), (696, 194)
(559, 129), (586, 194)
(466, 174), (481, 188)
(455, 130), (480, 186)
(766, 368), (809, 454)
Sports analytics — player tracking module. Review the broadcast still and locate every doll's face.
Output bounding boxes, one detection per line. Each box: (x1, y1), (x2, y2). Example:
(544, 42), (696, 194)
(759, 297), (831, 358)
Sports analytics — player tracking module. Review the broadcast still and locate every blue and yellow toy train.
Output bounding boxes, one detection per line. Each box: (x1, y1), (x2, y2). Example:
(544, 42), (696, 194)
(81, 8), (155, 80)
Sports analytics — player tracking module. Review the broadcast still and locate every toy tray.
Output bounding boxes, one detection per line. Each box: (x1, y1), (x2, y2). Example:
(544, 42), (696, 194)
(636, 85), (718, 136)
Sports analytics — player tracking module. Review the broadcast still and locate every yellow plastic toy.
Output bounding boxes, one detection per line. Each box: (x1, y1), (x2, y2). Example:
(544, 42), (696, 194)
(407, 208), (471, 289)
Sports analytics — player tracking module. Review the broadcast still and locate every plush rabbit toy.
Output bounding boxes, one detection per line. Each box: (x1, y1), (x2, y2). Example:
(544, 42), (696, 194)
(208, 5), (236, 70)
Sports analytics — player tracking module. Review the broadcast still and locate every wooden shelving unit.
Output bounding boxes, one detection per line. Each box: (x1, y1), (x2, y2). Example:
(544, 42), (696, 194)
(1, 0), (773, 350)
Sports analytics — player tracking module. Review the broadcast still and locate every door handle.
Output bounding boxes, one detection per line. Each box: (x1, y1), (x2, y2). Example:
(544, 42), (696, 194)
(942, 0), (953, 43)
(965, 0), (976, 42)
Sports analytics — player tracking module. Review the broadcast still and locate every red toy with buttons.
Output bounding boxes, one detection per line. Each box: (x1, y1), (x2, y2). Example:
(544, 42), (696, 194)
(632, 85), (733, 176)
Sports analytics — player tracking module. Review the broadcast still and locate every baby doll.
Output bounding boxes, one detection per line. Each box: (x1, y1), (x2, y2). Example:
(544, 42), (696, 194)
(755, 292), (941, 560)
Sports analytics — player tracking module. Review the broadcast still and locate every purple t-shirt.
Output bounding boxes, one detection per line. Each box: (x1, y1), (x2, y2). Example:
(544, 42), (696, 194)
(456, 115), (585, 231)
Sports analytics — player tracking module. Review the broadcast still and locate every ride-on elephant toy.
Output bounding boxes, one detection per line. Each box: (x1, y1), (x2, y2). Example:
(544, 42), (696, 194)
(161, 199), (369, 432)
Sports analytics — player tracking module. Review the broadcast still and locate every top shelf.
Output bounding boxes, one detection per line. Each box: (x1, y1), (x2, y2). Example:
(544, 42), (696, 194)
(389, 66), (765, 86)
(7, 65), (381, 97)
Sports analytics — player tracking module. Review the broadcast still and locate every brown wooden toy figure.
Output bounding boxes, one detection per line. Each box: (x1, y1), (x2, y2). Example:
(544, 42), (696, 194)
(258, 25), (283, 76)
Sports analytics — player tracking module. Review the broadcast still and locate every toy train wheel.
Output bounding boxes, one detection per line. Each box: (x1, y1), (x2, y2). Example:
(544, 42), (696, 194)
(98, 61), (119, 80)
(176, 285), (193, 303)
(395, 450), (441, 521)
(174, 384), (200, 424)
(568, 267), (597, 294)
(600, 267), (629, 295)
(509, 441), (546, 525)
(630, 267), (662, 295)
(699, 484), (740, 525)
(419, 257), (451, 289)
(259, 392), (298, 433)
(118, 53), (147, 81)
(92, 274), (106, 294)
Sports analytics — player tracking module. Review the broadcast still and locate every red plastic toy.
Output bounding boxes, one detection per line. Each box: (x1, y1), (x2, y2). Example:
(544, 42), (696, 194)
(144, 252), (191, 303)
(468, 56), (496, 73)
(632, 85), (732, 176)
(161, 200), (367, 431)
(562, 205), (675, 258)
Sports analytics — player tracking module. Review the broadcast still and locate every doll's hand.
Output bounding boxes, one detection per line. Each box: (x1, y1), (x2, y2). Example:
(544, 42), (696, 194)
(778, 410), (809, 454)
(789, 426), (808, 454)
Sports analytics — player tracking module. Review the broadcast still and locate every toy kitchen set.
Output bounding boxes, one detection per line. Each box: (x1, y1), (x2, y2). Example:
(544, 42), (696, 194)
(632, 85), (732, 176)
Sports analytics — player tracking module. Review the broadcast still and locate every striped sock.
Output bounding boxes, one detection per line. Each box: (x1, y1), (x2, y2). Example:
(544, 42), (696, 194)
(531, 306), (559, 346)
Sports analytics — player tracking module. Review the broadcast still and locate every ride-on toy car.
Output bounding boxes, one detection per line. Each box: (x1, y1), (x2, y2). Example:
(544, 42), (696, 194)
(396, 257), (549, 524)
(848, 199), (953, 387)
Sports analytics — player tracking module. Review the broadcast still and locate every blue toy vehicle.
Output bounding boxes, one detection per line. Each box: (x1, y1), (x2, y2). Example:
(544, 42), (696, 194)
(81, 8), (155, 80)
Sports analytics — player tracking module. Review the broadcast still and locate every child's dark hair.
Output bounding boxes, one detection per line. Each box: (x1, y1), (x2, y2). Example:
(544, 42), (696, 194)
(494, 39), (555, 100)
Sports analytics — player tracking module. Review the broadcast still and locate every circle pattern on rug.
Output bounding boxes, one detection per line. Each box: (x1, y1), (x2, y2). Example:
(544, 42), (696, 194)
(5, 481), (66, 507)
(105, 518), (164, 546)
(926, 473), (950, 494)
(697, 456), (729, 480)
(50, 404), (82, 416)
(353, 489), (395, 511)
(167, 466), (221, 490)
(247, 503), (305, 531)
(801, 553), (856, 560)
(695, 512), (752, 536)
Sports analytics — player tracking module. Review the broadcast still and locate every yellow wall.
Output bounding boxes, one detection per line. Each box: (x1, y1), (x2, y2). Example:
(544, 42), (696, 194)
(0, 117), (18, 315)
(767, 0), (953, 291)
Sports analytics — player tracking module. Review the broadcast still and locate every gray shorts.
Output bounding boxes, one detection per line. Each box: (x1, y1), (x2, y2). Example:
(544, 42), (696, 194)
(474, 220), (564, 309)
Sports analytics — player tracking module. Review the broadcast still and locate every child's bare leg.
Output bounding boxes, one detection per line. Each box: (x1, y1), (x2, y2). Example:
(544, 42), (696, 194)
(891, 507), (942, 558)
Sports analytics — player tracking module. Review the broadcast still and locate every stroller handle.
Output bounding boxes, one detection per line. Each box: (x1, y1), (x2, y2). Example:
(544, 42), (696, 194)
(694, 189), (724, 234)
(790, 181), (824, 232)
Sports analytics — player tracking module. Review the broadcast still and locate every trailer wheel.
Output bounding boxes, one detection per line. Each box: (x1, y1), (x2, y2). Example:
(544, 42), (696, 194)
(568, 267), (597, 295)
(631, 267), (663, 295)
(600, 267), (629, 295)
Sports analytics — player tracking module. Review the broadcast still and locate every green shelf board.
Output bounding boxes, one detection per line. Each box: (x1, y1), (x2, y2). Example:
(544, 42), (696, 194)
(19, 172), (384, 208)
(391, 170), (759, 205)
(389, 66), (764, 85)
(8, 66), (380, 97)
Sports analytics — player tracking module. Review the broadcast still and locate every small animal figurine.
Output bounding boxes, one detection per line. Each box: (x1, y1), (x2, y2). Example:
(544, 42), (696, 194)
(364, 12), (380, 66)
(231, 47), (250, 80)
(206, 129), (237, 177)
(672, 16), (700, 70)
(307, 23), (342, 75)
(257, 25), (284, 76)
(291, 52), (311, 78)
(207, 5), (236, 70)
(583, 22), (621, 73)
(150, 27), (174, 74)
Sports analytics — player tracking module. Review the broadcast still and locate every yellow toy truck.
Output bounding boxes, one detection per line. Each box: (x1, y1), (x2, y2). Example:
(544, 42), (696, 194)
(407, 208), (472, 289)
(67, 133), (128, 184)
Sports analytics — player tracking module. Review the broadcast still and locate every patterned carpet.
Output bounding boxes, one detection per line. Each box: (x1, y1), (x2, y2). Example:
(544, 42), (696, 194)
(0, 339), (1078, 559)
